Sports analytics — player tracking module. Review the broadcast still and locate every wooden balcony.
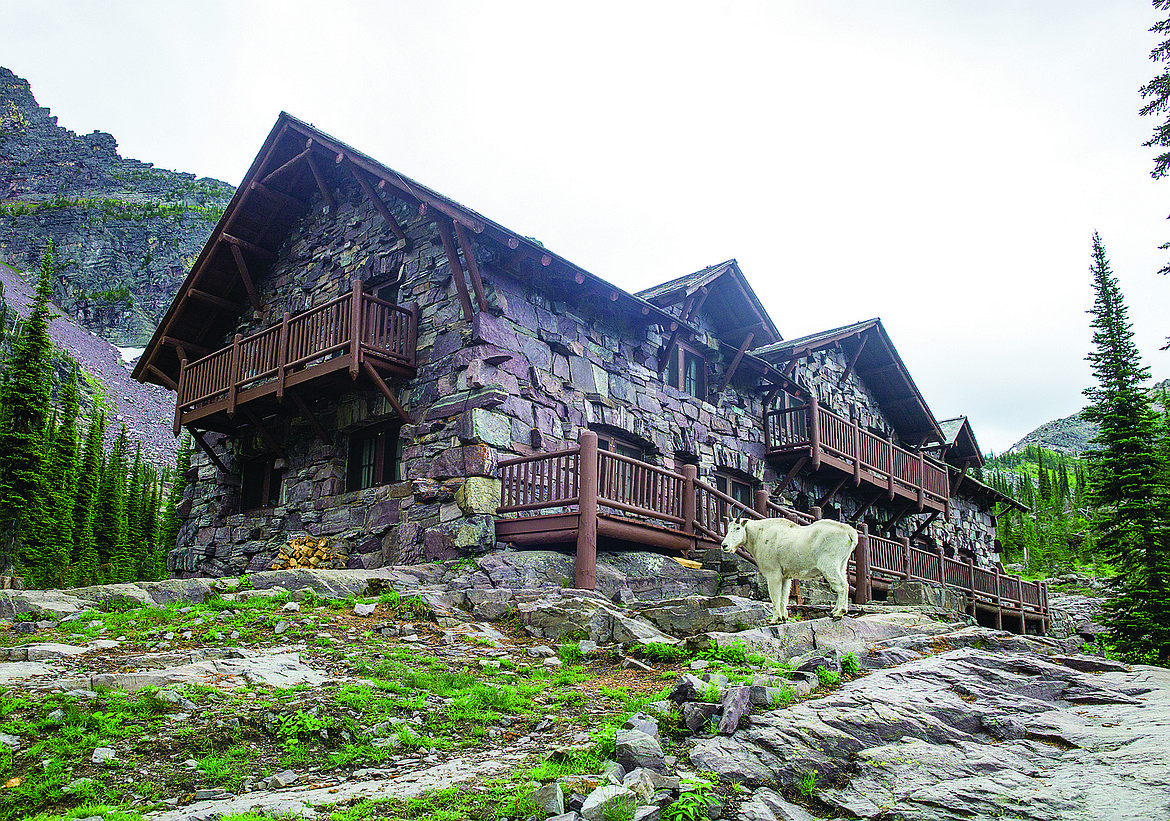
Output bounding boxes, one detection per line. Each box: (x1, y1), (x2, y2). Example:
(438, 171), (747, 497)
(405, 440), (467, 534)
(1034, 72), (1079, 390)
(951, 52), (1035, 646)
(173, 281), (417, 433)
(765, 398), (949, 514)
(497, 431), (1049, 634)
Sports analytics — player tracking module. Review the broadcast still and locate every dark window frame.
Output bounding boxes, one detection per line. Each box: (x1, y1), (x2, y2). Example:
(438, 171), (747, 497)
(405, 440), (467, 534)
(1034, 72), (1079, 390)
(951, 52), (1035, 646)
(241, 454), (283, 512)
(346, 422), (403, 492)
(714, 471), (756, 517)
(662, 341), (707, 399)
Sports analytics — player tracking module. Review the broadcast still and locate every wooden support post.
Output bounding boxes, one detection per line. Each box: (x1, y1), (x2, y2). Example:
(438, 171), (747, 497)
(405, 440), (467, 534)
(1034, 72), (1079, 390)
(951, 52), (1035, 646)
(188, 428), (230, 475)
(454, 221), (489, 311)
(173, 359), (188, 436)
(576, 430), (600, 590)
(657, 327), (683, 376)
(808, 395), (821, 470)
(886, 437), (896, 500)
(910, 510), (939, 540)
(966, 557), (976, 616)
(349, 280), (363, 378)
(935, 545), (946, 585)
(277, 311), (290, 401)
(227, 334), (242, 417)
(249, 180), (305, 211)
(681, 286), (710, 323)
(755, 489), (770, 517)
(811, 505), (823, 520)
(902, 537), (911, 580)
(715, 332), (754, 398)
(817, 475), (849, 509)
(288, 389), (333, 446)
(151, 364), (178, 392)
(187, 288), (245, 313)
(776, 457), (807, 494)
(854, 523), (870, 605)
(436, 219), (474, 321)
(243, 408), (285, 459)
(222, 233), (277, 261)
(362, 360), (413, 424)
(917, 451), (926, 510)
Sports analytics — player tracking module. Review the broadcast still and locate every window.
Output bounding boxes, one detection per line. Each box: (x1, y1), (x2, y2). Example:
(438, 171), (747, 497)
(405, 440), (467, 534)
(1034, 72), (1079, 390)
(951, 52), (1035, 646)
(596, 432), (643, 461)
(662, 342), (706, 399)
(715, 472), (755, 518)
(241, 455), (282, 511)
(595, 431), (645, 503)
(347, 424), (402, 491)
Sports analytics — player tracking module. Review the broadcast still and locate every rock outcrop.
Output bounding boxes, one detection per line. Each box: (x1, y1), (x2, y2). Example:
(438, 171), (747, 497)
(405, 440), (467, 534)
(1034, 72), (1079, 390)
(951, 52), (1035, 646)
(0, 67), (233, 346)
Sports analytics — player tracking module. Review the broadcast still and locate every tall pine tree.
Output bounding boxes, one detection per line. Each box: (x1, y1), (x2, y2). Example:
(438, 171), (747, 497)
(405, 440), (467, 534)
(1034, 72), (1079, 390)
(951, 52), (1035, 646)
(1082, 233), (1170, 664)
(0, 244), (60, 585)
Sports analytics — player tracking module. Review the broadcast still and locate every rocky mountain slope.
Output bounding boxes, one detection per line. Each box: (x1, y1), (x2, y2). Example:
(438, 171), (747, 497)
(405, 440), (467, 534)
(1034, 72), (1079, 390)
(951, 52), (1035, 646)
(0, 551), (1164, 821)
(1009, 378), (1169, 456)
(0, 67), (233, 346)
(0, 258), (177, 466)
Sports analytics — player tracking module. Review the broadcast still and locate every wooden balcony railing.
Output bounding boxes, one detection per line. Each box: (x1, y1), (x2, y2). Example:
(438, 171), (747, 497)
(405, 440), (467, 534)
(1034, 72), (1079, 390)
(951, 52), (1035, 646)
(496, 431), (1049, 633)
(174, 281), (417, 431)
(764, 397), (949, 511)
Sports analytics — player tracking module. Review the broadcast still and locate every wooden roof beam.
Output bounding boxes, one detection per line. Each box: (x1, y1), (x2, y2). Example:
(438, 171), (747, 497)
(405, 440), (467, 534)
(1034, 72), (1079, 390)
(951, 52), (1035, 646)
(680, 286), (710, 323)
(838, 332), (869, 385)
(304, 151), (336, 211)
(146, 364), (178, 392)
(436, 218), (474, 321)
(228, 242), (262, 311)
(454, 221), (489, 311)
(187, 288), (245, 314)
(249, 180), (306, 211)
(260, 146), (311, 187)
(221, 233), (277, 262)
(349, 164), (408, 244)
(161, 336), (209, 358)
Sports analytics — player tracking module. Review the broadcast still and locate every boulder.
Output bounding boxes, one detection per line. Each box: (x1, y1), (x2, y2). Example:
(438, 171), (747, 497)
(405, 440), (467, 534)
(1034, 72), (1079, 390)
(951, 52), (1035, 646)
(615, 728), (666, 773)
(580, 785), (638, 821)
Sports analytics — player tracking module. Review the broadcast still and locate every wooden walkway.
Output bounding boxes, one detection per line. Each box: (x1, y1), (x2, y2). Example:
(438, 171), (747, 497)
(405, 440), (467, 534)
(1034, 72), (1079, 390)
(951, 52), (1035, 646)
(497, 431), (1050, 634)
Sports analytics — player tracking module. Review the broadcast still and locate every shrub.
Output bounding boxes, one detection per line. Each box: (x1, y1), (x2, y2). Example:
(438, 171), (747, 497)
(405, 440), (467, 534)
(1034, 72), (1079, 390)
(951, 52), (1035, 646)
(557, 641), (584, 665)
(664, 778), (719, 821)
(814, 666), (840, 687)
(798, 769), (819, 797)
(639, 642), (686, 662)
(841, 652), (860, 676)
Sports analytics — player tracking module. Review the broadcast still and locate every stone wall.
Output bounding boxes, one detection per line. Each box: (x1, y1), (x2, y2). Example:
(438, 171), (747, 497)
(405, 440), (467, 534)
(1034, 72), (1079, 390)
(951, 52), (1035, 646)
(172, 179), (776, 577)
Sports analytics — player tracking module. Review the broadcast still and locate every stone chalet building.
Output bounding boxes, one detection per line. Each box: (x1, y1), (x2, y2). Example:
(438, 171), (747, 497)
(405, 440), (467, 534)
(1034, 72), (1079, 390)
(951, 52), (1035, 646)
(133, 114), (1023, 606)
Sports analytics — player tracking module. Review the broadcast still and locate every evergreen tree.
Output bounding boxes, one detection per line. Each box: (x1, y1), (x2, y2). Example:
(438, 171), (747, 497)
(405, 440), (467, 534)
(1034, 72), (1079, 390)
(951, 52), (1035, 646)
(157, 434), (192, 562)
(1082, 233), (1170, 664)
(36, 362), (81, 587)
(0, 244), (58, 585)
(94, 426), (128, 578)
(73, 414), (104, 563)
(1037, 449), (1052, 505)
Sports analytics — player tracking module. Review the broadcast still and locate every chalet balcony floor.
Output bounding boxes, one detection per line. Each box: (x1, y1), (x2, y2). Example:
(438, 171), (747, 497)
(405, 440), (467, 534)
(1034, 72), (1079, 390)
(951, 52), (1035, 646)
(174, 284), (417, 433)
(765, 400), (949, 515)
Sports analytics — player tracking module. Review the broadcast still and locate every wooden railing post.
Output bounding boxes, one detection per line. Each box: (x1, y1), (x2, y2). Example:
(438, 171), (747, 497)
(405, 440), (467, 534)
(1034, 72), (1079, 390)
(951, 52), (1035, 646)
(349, 280), (363, 378)
(808, 395), (821, 470)
(755, 489), (770, 517)
(682, 464), (697, 541)
(575, 430), (599, 590)
(227, 334), (242, 417)
(854, 523), (870, 605)
(917, 451), (925, 508)
(993, 564), (1003, 630)
(811, 505), (823, 521)
(173, 359), (188, 436)
(277, 311), (290, 401)
(965, 556), (976, 617)
(886, 436), (895, 499)
(851, 416), (862, 486)
(901, 536), (911, 580)
(935, 545), (945, 585)
(1041, 580), (1050, 633)
(409, 302), (420, 365)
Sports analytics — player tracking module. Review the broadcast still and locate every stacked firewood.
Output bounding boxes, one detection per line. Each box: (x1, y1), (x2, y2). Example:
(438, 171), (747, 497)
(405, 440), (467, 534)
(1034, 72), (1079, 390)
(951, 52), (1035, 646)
(270, 535), (348, 570)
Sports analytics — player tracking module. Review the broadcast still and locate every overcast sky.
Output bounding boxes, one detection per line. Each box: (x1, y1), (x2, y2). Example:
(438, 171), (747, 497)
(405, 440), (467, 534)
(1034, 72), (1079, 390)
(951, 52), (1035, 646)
(3, 1), (1168, 453)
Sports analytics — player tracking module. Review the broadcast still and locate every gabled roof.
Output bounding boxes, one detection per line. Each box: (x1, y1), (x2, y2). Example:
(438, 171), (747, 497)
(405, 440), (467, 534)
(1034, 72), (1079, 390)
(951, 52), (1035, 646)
(956, 472), (1029, 514)
(134, 113), (689, 388)
(636, 260), (781, 350)
(935, 415), (985, 469)
(751, 318), (944, 447)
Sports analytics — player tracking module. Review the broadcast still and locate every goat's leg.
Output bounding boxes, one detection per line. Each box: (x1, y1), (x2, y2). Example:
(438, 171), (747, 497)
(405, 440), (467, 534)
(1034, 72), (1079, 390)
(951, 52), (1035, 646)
(767, 576), (786, 623)
(778, 575), (792, 622)
(824, 568), (848, 618)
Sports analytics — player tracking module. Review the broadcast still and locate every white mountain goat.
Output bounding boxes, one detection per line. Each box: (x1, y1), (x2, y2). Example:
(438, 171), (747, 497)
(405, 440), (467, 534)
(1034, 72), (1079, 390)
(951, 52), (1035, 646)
(721, 517), (859, 621)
